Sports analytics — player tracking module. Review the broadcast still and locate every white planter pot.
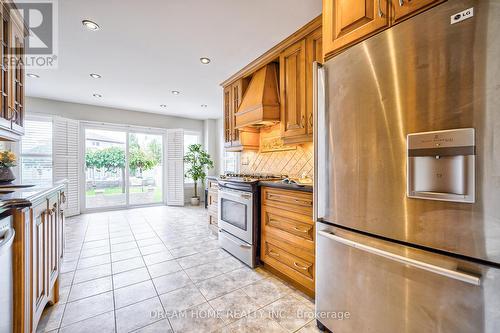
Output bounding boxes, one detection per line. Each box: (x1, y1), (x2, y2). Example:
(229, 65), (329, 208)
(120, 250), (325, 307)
(190, 197), (200, 206)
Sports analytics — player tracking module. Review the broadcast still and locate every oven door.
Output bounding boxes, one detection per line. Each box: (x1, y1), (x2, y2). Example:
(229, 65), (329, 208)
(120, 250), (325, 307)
(218, 187), (253, 244)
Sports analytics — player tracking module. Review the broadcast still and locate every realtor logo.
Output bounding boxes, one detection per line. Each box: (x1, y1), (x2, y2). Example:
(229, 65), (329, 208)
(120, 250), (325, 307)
(9, 0), (58, 68)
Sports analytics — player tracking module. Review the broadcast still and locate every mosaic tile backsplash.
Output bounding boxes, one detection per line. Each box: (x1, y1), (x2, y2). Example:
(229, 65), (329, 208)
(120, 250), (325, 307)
(240, 143), (313, 178)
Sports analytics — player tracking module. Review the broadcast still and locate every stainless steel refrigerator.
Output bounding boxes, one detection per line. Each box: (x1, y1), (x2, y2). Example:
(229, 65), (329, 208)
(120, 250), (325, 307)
(314, 0), (500, 332)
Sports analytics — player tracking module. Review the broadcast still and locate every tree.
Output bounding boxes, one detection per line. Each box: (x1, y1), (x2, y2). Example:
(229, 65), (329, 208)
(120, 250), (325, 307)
(85, 147), (126, 192)
(184, 144), (214, 198)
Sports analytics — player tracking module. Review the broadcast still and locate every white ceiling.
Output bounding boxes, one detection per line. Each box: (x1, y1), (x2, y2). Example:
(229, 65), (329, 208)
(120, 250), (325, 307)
(25, 0), (322, 120)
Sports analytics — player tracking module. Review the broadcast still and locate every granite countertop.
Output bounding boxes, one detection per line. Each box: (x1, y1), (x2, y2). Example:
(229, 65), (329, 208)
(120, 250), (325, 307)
(258, 180), (313, 193)
(0, 180), (67, 212)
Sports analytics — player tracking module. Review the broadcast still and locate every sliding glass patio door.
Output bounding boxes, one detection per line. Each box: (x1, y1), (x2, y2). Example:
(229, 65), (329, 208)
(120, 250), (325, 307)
(83, 125), (164, 211)
(128, 132), (163, 205)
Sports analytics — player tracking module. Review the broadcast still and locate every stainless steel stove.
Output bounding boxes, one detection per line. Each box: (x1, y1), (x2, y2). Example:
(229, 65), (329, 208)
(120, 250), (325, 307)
(217, 173), (285, 267)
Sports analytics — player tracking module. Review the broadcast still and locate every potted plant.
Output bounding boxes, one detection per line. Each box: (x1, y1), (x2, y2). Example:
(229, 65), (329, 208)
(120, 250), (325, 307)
(184, 144), (214, 206)
(0, 150), (17, 184)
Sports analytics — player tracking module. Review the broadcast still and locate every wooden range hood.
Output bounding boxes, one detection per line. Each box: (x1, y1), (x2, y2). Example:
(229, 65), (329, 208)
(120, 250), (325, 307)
(235, 63), (280, 128)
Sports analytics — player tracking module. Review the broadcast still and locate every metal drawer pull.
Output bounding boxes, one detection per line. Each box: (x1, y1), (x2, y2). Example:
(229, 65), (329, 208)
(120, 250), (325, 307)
(378, 0), (384, 17)
(399, 0), (404, 6)
(293, 226), (307, 233)
(269, 250), (280, 257)
(220, 230), (252, 249)
(293, 262), (308, 271)
(318, 231), (481, 286)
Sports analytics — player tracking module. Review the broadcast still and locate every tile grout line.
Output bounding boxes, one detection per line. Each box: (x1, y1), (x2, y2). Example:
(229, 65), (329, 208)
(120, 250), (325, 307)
(57, 215), (91, 331)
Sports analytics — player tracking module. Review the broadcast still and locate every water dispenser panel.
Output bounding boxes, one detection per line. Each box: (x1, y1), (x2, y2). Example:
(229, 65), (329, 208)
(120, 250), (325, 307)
(407, 128), (475, 203)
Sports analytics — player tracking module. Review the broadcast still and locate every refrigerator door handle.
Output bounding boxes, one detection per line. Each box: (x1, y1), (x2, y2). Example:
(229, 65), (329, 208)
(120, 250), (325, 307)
(317, 230), (482, 286)
(313, 61), (325, 223)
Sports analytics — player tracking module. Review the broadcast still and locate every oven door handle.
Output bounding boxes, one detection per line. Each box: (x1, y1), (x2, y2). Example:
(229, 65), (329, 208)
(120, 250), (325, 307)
(219, 230), (252, 249)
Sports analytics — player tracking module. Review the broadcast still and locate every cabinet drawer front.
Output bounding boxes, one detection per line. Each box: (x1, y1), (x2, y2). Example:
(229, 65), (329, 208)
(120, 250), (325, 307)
(262, 187), (313, 215)
(208, 180), (219, 190)
(263, 206), (314, 242)
(262, 237), (314, 292)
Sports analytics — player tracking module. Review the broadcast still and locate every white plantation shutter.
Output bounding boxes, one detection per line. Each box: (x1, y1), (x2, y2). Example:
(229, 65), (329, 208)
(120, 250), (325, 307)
(166, 129), (184, 206)
(53, 117), (80, 216)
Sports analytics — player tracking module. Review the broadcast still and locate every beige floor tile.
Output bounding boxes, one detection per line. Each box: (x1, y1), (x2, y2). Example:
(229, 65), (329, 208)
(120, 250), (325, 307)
(218, 309), (287, 333)
(132, 319), (173, 333)
(67, 276), (113, 302)
(169, 302), (225, 333)
(77, 253), (111, 269)
(262, 294), (315, 331)
(115, 297), (164, 333)
(143, 250), (174, 266)
(196, 274), (240, 300)
(242, 277), (293, 307)
(61, 291), (114, 327)
(111, 241), (138, 253)
(208, 289), (260, 324)
(111, 248), (142, 262)
(113, 267), (151, 289)
(73, 263), (112, 284)
(147, 260), (182, 278)
(153, 270), (192, 295)
(296, 320), (323, 333)
(59, 311), (115, 333)
(114, 280), (157, 309)
(184, 262), (223, 283)
(112, 256), (146, 274)
(159, 284), (206, 314)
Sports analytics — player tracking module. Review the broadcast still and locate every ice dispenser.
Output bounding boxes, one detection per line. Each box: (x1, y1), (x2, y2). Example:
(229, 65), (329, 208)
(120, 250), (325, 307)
(407, 128), (475, 203)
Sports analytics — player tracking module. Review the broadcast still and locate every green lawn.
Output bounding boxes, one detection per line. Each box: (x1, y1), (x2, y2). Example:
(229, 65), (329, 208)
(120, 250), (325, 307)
(86, 186), (162, 202)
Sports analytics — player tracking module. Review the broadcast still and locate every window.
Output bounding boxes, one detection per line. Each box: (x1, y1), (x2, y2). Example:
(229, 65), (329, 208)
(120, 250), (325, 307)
(20, 118), (53, 185)
(223, 151), (240, 173)
(183, 132), (200, 183)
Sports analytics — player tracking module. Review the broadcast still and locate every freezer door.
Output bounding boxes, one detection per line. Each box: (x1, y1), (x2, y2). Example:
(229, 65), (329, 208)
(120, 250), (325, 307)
(317, 0), (500, 264)
(316, 223), (500, 333)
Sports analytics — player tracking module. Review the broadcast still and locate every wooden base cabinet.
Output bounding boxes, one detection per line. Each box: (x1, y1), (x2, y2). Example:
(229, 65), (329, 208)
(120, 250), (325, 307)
(260, 187), (315, 296)
(13, 187), (65, 333)
(207, 178), (219, 234)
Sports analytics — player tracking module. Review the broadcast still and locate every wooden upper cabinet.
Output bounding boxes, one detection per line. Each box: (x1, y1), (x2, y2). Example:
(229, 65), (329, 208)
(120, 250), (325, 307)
(323, 0), (389, 59)
(223, 85), (232, 148)
(305, 27), (322, 137)
(230, 78), (249, 146)
(223, 78), (258, 151)
(10, 19), (25, 135)
(392, 0), (445, 24)
(0, 1), (25, 140)
(280, 39), (307, 140)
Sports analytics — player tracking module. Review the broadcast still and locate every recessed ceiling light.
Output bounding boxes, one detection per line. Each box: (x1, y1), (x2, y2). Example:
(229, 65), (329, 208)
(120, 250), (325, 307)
(89, 73), (102, 79)
(201, 104), (208, 108)
(82, 20), (100, 31)
(200, 57), (211, 64)
(27, 73), (40, 78)
(93, 93), (102, 98)
(160, 104), (167, 108)
(171, 90), (180, 95)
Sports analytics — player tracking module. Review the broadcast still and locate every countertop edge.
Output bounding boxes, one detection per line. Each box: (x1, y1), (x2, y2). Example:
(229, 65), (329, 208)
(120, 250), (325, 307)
(0, 180), (68, 211)
(258, 181), (313, 193)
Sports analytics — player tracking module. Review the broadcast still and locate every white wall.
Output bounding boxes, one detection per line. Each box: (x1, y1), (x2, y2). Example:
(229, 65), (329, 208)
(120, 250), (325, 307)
(215, 117), (224, 175)
(26, 97), (204, 132)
